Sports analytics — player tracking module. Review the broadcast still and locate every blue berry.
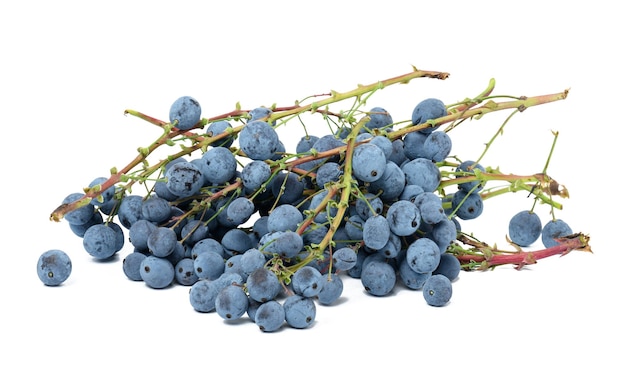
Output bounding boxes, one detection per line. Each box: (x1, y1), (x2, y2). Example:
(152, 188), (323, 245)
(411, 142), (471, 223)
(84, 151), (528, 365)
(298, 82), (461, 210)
(422, 274), (452, 307)
(317, 273), (344, 305)
(403, 131), (428, 160)
(433, 253), (461, 281)
(147, 227), (178, 258)
(344, 215), (365, 241)
(398, 256), (431, 290)
(221, 228), (255, 255)
(193, 251), (225, 281)
(406, 237), (441, 274)
(283, 294), (316, 329)
(270, 172), (304, 205)
(422, 131), (452, 162)
(205, 120), (234, 148)
(291, 266), (324, 298)
(122, 252), (147, 281)
(153, 180), (179, 201)
(117, 194), (145, 229)
(129, 219), (157, 252)
(451, 190), (484, 220)
(267, 204), (303, 233)
(415, 192), (446, 225)
(246, 267), (282, 303)
(255, 300), (285, 332)
(428, 218), (458, 252)
(541, 219), (573, 248)
(240, 248), (267, 277)
(180, 219), (210, 246)
(366, 107), (393, 130)
(241, 160), (271, 191)
(362, 215), (391, 251)
(189, 279), (219, 313)
(296, 135), (319, 153)
(215, 284), (249, 320)
(315, 162), (342, 188)
(367, 161), (405, 201)
(82, 223), (118, 260)
(308, 134), (346, 166)
(355, 192), (384, 220)
(352, 142), (387, 183)
(262, 230), (304, 259)
(379, 233), (402, 259)
(224, 254), (246, 279)
(175, 257), (199, 286)
(248, 106), (273, 122)
(508, 210), (542, 246)
(37, 249), (72, 286)
(191, 238), (224, 259)
(140, 256), (175, 289)
(141, 195), (172, 224)
(169, 96), (201, 130)
(402, 158), (441, 192)
(107, 222), (125, 253)
(332, 247), (358, 271)
(411, 98), (447, 134)
(386, 199), (421, 237)
(238, 120), (280, 161)
(165, 161), (204, 198)
(399, 184), (425, 203)
(388, 139), (407, 166)
(215, 271), (245, 289)
(224, 197), (255, 226)
(361, 260), (396, 296)
(199, 146), (237, 185)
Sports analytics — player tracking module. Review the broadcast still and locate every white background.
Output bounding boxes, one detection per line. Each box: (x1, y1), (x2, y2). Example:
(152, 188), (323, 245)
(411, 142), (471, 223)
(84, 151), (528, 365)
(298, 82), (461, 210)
(1, 1), (622, 365)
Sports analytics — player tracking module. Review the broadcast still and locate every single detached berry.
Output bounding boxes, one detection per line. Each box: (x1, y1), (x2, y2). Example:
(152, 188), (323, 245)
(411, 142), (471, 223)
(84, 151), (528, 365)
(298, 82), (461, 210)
(37, 249), (72, 286)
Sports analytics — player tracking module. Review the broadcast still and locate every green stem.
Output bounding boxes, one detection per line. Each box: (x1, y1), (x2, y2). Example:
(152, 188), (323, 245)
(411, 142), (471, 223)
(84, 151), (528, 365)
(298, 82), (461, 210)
(387, 89), (569, 140)
(268, 67), (450, 124)
(284, 115), (369, 274)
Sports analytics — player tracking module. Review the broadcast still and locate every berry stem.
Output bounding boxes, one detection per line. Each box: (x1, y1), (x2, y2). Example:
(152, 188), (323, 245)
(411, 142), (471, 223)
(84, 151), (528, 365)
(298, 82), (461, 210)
(387, 89), (569, 140)
(50, 68), (449, 222)
(450, 233), (591, 270)
(268, 67), (450, 124)
(283, 115), (368, 275)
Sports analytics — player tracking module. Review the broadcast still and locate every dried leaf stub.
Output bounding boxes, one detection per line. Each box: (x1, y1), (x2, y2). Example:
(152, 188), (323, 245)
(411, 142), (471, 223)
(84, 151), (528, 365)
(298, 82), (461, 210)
(531, 174), (569, 198)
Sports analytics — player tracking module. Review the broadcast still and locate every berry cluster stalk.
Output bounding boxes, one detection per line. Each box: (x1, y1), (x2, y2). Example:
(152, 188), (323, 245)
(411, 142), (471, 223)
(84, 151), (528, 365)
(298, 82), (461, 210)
(449, 233), (591, 270)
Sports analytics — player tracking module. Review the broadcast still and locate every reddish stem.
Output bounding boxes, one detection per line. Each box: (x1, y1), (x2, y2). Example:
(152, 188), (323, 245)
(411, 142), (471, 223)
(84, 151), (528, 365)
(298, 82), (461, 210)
(454, 233), (591, 270)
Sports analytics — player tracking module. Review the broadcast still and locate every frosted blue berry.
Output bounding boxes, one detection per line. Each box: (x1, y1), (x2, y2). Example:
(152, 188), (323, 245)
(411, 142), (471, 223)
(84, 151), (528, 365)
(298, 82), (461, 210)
(169, 96), (201, 130)
(361, 261), (396, 296)
(541, 219), (573, 248)
(283, 294), (316, 329)
(317, 273), (344, 305)
(423, 274), (452, 307)
(412, 98), (447, 134)
(122, 252), (147, 281)
(508, 210), (542, 247)
(406, 237), (441, 274)
(255, 300), (285, 332)
(215, 285), (249, 320)
(37, 249), (72, 286)
(140, 256), (175, 289)
(82, 223), (118, 260)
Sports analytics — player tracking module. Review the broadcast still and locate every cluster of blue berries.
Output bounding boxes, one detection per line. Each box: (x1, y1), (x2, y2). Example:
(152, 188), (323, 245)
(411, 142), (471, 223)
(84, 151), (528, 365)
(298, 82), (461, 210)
(42, 88), (575, 331)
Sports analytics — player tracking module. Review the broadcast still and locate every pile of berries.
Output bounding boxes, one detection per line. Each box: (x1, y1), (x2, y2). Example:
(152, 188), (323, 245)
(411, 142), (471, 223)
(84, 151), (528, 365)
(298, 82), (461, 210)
(43, 68), (590, 332)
